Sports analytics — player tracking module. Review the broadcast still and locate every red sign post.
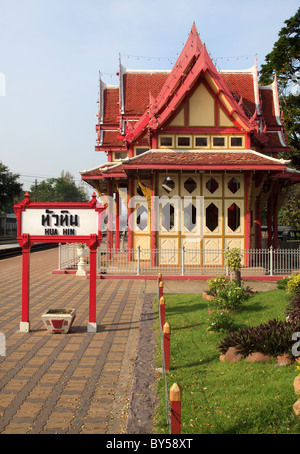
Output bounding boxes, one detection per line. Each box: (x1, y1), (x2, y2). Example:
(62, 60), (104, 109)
(14, 192), (106, 333)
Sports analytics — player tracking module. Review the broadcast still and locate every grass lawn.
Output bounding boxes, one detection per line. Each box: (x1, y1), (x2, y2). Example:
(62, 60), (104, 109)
(153, 288), (300, 434)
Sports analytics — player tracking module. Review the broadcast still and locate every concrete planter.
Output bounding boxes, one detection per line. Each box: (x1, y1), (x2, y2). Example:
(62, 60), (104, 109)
(42, 308), (76, 334)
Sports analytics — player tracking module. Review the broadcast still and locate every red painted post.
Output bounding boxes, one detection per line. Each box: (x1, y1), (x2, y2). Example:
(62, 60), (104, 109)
(158, 272), (162, 285)
(163, 322), (171, 371)
(88, 245), (97, 332)
(20, 245), (30, 332)
(170, 383), (181, 434)
(160, 296), (165, 330)
(159, 281), (164, 300)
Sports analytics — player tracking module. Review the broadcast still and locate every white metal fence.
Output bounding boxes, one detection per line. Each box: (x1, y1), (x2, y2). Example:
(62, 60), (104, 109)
(58, 244), (300, 276)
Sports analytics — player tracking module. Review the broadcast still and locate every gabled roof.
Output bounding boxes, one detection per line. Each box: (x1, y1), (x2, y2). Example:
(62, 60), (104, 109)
(94, 23), (287, 154)
(122, 23), (257, 144)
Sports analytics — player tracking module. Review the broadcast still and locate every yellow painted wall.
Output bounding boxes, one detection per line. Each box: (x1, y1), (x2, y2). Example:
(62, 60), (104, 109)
(169, 106), (185, 126)
(189, 83), (215, 126)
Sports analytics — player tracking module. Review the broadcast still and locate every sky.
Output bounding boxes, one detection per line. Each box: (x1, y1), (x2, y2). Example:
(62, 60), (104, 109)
(0, 0), (299, 195)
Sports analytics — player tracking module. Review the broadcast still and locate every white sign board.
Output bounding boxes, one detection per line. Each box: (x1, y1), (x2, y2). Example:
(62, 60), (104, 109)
(21, 208), (99, 236)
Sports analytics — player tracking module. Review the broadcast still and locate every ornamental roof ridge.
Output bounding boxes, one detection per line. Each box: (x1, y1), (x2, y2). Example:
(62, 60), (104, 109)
(80, 161), (122, 175)
(124, 68), (172, 74)
(219, 62), (257, 74)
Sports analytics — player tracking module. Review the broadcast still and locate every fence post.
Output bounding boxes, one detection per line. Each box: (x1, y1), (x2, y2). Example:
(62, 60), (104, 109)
(160, 296), (165, 330)
(137, 246), (140, 275)
(159, 281), (164, 300)
(163, 322), (171, 371)
(170, 383), (181, 434)
(158, 272), (162, 285)
(270, 245), (273, 276)
(181, 247), (185, 276)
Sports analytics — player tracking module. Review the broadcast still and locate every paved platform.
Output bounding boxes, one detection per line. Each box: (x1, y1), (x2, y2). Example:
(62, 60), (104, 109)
(0, 249), (146, 434)
(0, 249), (278, 434)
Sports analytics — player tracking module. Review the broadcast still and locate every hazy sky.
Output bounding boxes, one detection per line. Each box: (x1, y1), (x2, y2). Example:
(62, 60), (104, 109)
(0, 0), (298, 193)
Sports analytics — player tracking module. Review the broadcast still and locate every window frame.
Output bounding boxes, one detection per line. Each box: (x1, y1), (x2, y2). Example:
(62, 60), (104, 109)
(194, 135), (210, 149)
(176, 135), (192, 149)
(159, 135), (174, 148)
(211, 136), (227, 148)
(229, 135), (245, 149)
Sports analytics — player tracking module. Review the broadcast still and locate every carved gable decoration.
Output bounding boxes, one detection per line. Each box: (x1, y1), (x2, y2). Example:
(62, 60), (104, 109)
(122, 23), (256, 143)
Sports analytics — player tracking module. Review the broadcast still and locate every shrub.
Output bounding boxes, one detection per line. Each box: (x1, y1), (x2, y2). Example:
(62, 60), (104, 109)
(207, 275), (230, 296)
(218, 318), (300, 358)
(286, 273), (300, 295)
(285, 293), (300, 324)
(214, 282), (249, 311)
(224, 248), (242, 271)
(276, 277), (290, 290)
(207, 309), (237, 333)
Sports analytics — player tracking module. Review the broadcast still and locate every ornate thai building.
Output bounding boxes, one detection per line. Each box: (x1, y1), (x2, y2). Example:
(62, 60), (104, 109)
(80, 23), (299, 267)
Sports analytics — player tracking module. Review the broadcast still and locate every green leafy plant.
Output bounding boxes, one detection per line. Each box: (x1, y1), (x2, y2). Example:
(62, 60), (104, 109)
(77, 243), (86, 249)
(286, 273), (300, 295)
(277, 277), (290, 290)
(207, 275), (230, 296)
(285, 292), (300, 324)
(224, 248), (243, 271)
(214, 282), (249, 311)
(218, 318), (300, 358)
(207, 309), (237, 333)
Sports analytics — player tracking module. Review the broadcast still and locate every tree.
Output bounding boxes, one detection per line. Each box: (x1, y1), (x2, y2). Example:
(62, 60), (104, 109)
(259, 7), (300, 91)
(259, 8), (300, 230)
(278, 184), (300, 229)
(0, 161), (23, 213)
(29, 171), (89, 202)
(259, 7), (300, 167)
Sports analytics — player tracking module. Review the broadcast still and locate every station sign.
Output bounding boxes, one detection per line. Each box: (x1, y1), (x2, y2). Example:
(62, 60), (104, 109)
(14, 191), (106, 243)
(21, 208), (99, 237)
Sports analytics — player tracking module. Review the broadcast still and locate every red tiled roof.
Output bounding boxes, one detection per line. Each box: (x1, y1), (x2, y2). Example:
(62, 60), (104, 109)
(220, 73), (256, 118)
(260, 88), (278, 127)
(81, 150), (288, 182)
(103, 88), (119, 124)
(266, 131), (286, 148)
(102, 130), (121, 147)
(123, 72), (169, 115)
(123, 150), (287, 168)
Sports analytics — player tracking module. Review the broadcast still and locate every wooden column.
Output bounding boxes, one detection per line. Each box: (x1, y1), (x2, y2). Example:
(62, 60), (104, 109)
(128, 176), (133, 261)
(245, 172), (252, 266)
(255, 195), (262, 249)
(115, 188), (120, 250)
(273, 182), (279, 250)
(151, 171), (157, 266)
(267, 197), (273, 248)
(107, 180), (113, 258)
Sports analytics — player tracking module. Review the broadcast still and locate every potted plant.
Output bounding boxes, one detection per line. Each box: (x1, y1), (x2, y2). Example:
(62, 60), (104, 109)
(41, 308), (76, 334)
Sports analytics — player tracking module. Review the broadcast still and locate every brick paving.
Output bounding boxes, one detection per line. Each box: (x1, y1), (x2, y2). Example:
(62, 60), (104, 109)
(0, 248), (278, 434)
(0, 248), (145, 434)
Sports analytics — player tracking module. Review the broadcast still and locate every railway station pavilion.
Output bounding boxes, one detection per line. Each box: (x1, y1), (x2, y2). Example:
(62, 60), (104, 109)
(80, 23), (300, 268)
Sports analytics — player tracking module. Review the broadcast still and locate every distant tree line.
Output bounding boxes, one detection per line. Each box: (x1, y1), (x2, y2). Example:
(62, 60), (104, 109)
(0, 161), (89, 214)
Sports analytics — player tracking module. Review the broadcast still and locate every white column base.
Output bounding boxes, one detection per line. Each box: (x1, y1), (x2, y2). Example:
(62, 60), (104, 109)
(76, 258), (87, 276)
(87, 322), (97, 333)
(19, 322), (30, 332)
